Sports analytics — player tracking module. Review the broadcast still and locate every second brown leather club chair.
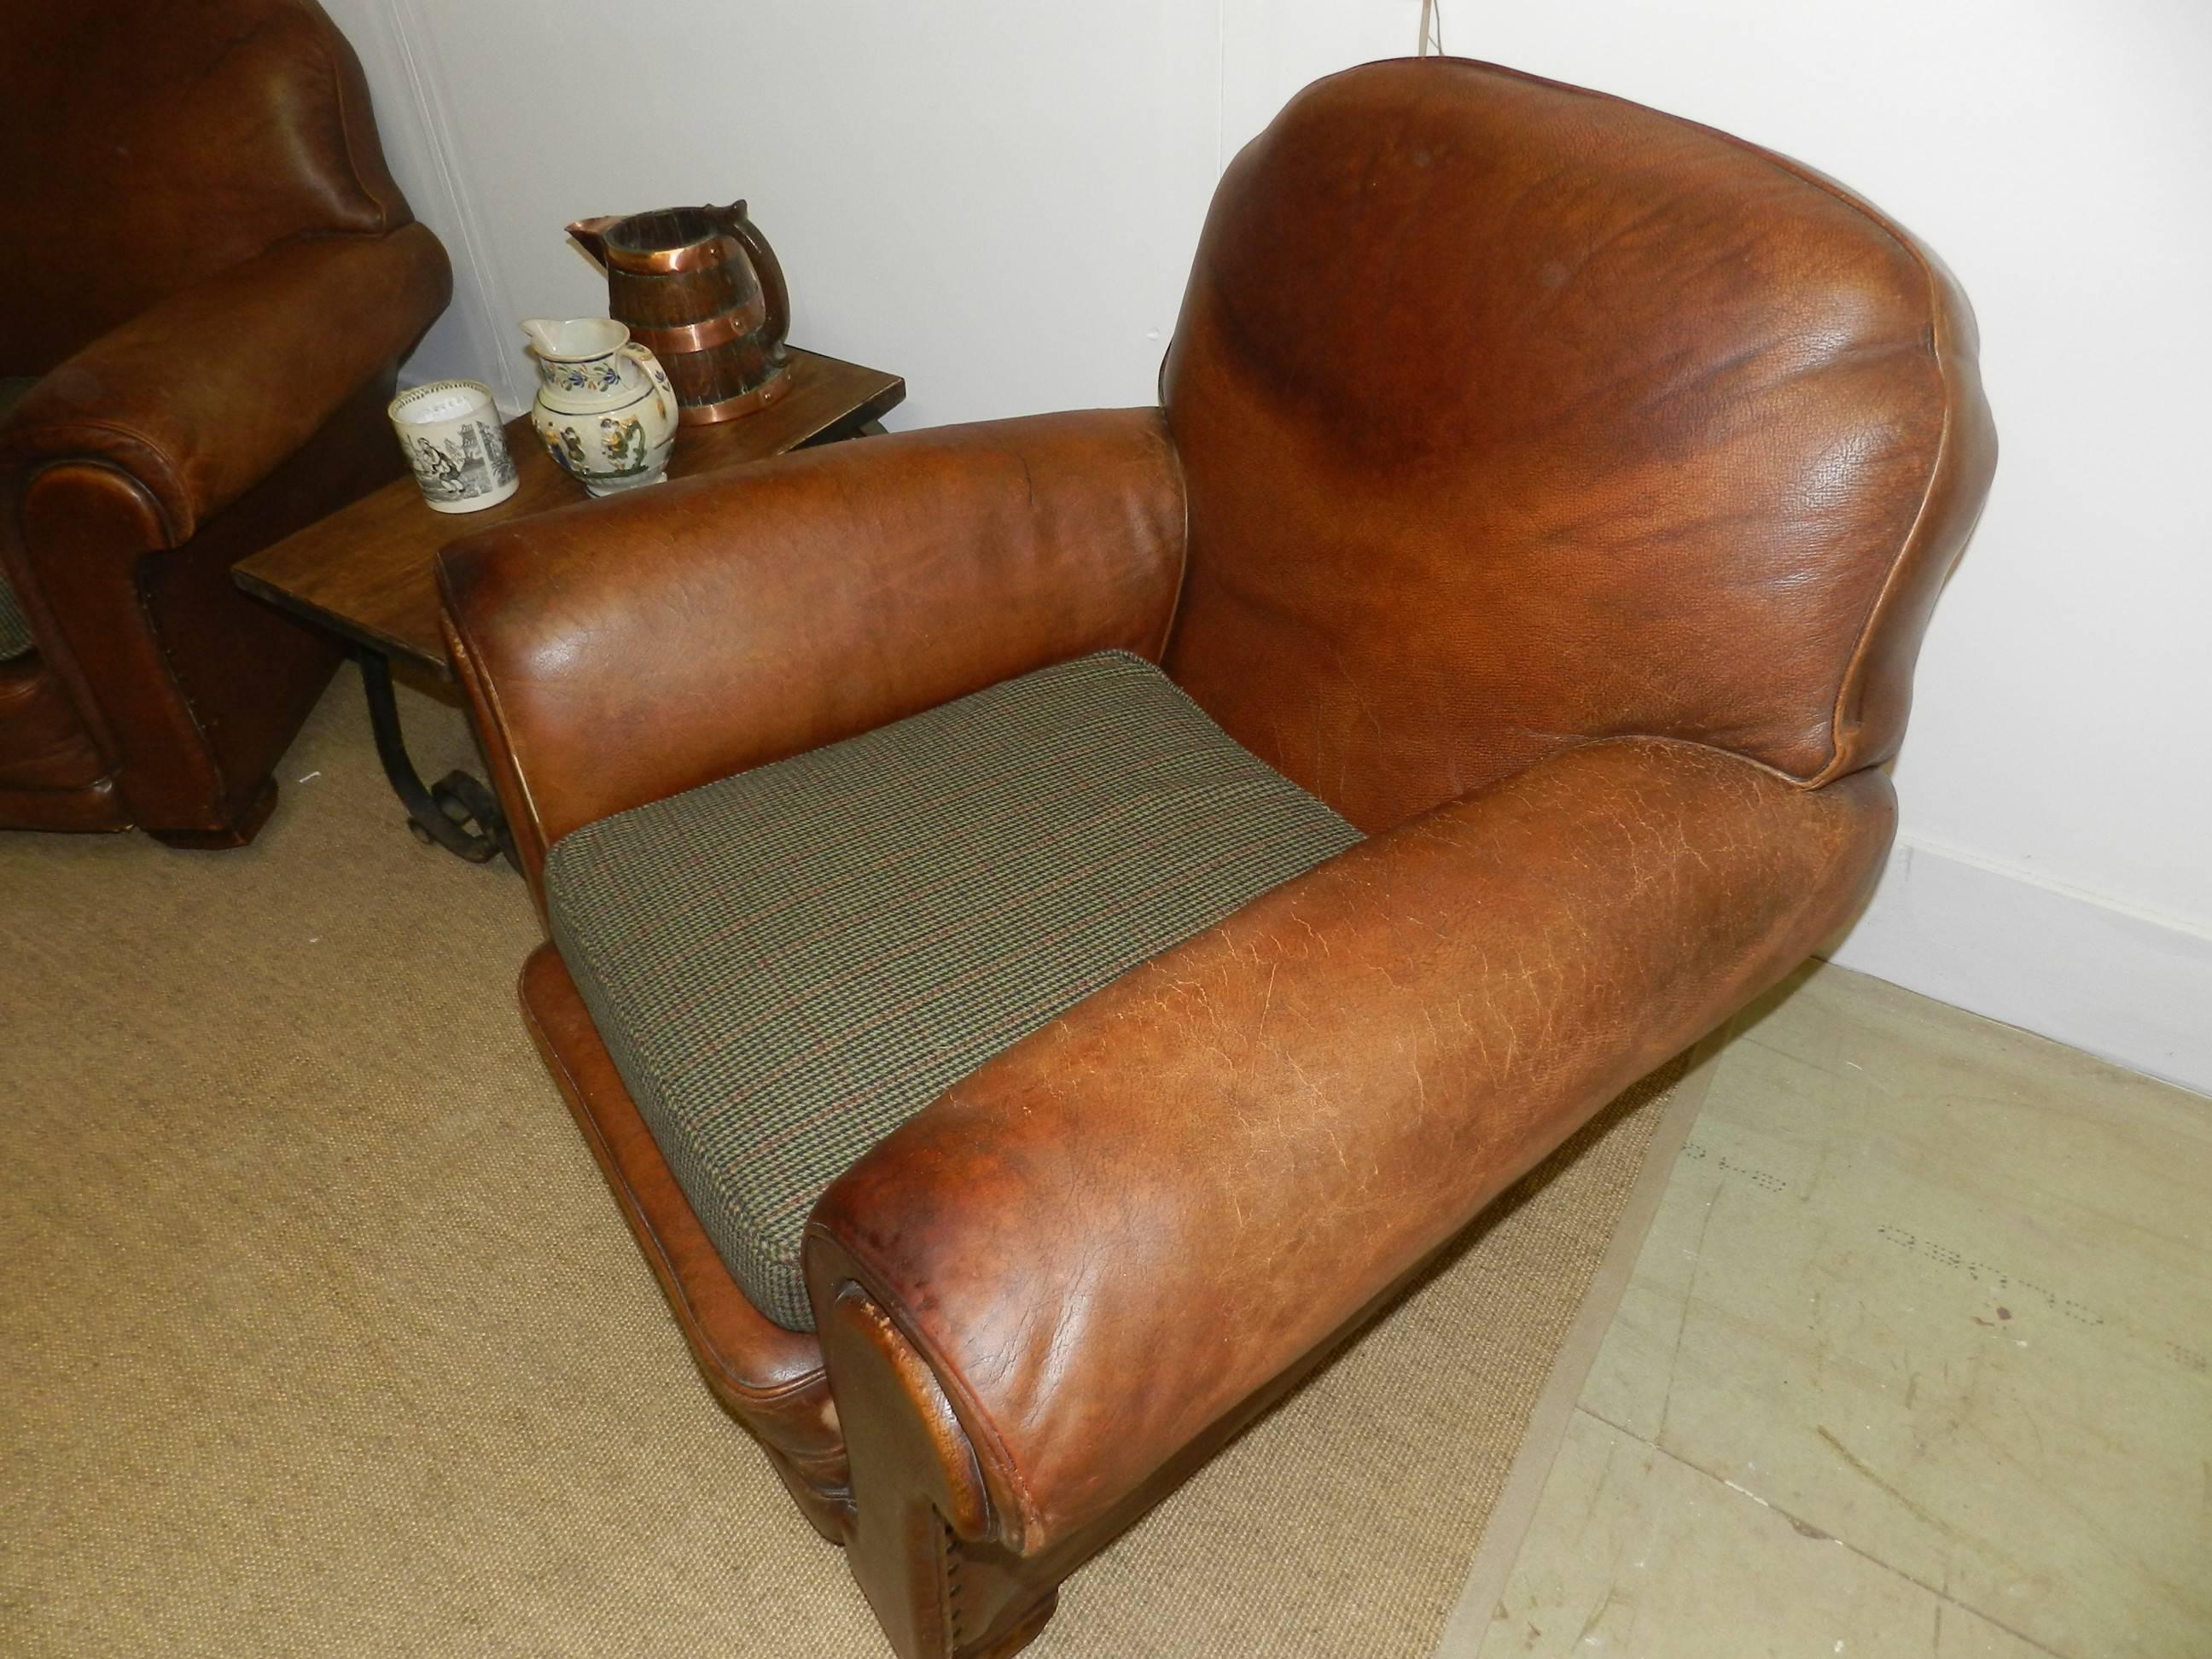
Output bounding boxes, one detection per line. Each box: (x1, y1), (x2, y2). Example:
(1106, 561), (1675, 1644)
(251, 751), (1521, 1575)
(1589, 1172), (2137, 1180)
(437, 59), (1994, 1659)
(0, 0), (450, 845)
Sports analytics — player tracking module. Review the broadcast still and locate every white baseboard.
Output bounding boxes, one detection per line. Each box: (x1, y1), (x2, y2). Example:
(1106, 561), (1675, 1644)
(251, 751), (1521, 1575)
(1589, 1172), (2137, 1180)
(1822, 834), (2212, 1098)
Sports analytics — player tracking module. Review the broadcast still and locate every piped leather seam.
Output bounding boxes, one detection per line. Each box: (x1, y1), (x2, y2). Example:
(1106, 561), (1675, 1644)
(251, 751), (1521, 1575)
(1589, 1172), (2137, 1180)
(10, 444), (184, 545)
(839, 1286), (996, 1557)
(1549, 58), (1959, 789)
(1493, 731), (1825, 792)
(6, 459), (221, 796)
(839, 1293), (969, 1654)
(1813, 388), (1955, 788)
(1350, 58), (1969, 789)
(1152, 412), (1193, 662)
(809, 1228), (1043, 1553)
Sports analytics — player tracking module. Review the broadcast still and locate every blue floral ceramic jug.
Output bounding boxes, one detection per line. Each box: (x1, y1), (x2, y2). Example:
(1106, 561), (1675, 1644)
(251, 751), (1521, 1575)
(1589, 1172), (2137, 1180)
(521, 317), (678, 495)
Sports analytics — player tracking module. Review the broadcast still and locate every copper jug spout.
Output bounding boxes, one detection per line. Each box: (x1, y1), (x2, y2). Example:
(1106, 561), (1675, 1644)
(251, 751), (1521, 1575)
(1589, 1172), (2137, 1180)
(566, 216), (620, 266)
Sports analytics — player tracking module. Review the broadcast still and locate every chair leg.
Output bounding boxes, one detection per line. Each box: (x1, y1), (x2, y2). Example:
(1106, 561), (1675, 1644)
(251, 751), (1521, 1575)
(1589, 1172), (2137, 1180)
(818, 1284), (1061, 1658)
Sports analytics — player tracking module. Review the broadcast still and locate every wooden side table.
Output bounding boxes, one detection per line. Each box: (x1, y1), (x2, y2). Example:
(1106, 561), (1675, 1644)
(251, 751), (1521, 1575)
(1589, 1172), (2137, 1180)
(234, 346), (904, 864)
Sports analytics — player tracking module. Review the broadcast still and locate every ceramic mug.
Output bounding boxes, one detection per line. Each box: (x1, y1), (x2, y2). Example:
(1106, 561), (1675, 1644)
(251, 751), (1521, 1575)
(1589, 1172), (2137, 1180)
(389, 379), (520, 514)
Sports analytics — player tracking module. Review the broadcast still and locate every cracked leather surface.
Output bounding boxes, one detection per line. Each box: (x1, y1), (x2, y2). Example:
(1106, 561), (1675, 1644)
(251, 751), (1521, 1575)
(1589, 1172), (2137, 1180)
(443, 58), (1996, 1593)
(807, 738), (1895, 1551)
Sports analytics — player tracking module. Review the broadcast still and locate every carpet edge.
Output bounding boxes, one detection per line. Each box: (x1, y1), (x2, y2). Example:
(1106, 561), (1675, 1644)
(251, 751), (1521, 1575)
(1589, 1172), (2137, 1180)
(1428, 1025), (1731, 1659)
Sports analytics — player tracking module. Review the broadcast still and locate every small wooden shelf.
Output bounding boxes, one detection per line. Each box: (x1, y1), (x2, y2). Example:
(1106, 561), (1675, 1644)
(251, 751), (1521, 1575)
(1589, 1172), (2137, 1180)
(234, 346), (905, 678)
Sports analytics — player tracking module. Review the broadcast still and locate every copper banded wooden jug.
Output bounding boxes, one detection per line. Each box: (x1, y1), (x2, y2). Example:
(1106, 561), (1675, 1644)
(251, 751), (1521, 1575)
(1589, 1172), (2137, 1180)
(566, 201), (790, 424)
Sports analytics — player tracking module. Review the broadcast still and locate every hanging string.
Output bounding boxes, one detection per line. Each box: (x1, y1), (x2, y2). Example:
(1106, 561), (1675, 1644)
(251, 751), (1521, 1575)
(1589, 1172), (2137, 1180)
(1417, 0), (1445, 56)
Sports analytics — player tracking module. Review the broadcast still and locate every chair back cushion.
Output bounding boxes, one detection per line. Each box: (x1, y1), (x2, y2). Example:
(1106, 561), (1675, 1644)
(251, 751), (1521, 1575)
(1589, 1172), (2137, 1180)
(0, 0), (411, 375)
(1161, 59), (1995, 832)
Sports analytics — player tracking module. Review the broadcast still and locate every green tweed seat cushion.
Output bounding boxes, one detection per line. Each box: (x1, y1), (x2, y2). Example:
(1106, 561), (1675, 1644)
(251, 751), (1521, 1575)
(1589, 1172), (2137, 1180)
(0, 570), (32, 662)
(0, 377), (38, 661)
(544, 649), (1362, 1331)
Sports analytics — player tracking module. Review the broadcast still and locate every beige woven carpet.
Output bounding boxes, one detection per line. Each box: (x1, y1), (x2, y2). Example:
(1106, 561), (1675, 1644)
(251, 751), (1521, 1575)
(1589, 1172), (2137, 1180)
(2, 669), (1688, 1658)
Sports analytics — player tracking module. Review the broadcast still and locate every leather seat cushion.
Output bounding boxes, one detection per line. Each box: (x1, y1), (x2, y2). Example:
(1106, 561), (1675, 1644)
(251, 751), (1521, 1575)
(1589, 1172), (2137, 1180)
(0, 377), (39, 661)
(544, 649), (1362, 1330)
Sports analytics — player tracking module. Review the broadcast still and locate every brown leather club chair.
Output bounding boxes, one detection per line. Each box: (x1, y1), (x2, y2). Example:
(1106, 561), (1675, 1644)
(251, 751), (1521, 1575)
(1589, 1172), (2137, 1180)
(437, 60), (1994, 1658)
(0, 0), (450, 845)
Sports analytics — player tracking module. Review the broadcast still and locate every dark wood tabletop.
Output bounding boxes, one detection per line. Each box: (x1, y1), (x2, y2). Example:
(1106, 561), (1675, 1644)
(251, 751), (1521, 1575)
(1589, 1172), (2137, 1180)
(234, 346), (905, 678)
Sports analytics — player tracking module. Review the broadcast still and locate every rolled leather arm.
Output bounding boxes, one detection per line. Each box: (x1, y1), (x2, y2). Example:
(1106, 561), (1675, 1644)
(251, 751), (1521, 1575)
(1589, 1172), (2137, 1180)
(805, 737), (1895, 1557)
(438, 408), (1187, 885)
(2, 224), (450, 543)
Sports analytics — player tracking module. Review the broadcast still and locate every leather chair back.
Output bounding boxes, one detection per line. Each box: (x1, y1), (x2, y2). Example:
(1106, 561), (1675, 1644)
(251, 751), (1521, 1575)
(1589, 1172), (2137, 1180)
(0, 0), (410, 376)
(1161, 60), (1996, 832)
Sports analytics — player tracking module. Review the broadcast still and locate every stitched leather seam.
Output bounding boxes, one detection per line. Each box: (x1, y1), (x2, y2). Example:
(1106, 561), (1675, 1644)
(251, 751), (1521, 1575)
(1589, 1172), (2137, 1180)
(812, 1230), (1042, 1552)
(1528, 61), (1954, 787)
(1813, 389), (1956, 786)
(11, 432), (186, 544)
(1566, 731), (1812, 788)
(1151, 409), (1192, 661)
(1349, 59), (1967, 788)
(941, 1513), (963, 1654)
(1710, 148), (1963, 788)
(841, 1295), (965, 1654)
(0, 468), (123, 765)
(7, 458), (232, 805)
(1593, 58), (1952, 786)
(842, 1289), (995, 1581)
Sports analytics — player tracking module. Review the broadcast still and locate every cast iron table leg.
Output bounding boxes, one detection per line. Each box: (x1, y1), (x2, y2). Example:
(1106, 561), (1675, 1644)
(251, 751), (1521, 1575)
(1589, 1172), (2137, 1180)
(357, 649), (515, 868)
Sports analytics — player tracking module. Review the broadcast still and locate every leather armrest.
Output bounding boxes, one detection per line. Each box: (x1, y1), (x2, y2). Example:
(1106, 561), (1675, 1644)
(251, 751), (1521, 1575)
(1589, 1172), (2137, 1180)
(438, 408), (1187, 890)
(804, 738), (1894, 1557)
(2, 224), (450, 544)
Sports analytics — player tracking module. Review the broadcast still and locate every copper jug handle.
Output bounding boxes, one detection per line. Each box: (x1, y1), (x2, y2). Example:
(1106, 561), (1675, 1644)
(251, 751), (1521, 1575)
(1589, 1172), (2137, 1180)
(718, 201), (790, 359)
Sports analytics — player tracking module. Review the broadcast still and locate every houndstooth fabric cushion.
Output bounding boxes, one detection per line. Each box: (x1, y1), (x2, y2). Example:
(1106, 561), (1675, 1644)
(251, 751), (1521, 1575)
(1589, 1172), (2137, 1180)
(0, 378), (38, 661)
(0, 576), (32, 662)
(544, 649), (1362, 1330)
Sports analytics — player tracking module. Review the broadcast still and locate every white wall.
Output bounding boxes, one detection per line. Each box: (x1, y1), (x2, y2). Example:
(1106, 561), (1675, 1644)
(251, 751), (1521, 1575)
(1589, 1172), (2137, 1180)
(323, 0), (1238, 425)
(329, 0), (2212, 1093)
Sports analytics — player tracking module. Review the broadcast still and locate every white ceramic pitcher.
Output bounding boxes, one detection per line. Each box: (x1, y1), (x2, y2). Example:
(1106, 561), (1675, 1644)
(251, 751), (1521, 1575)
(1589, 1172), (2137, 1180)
(522, 318), (678, 495)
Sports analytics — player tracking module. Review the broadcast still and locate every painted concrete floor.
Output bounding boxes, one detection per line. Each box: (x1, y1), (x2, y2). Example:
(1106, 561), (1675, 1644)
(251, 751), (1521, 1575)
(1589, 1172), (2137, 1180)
(1470, 963), (2211, 1659)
